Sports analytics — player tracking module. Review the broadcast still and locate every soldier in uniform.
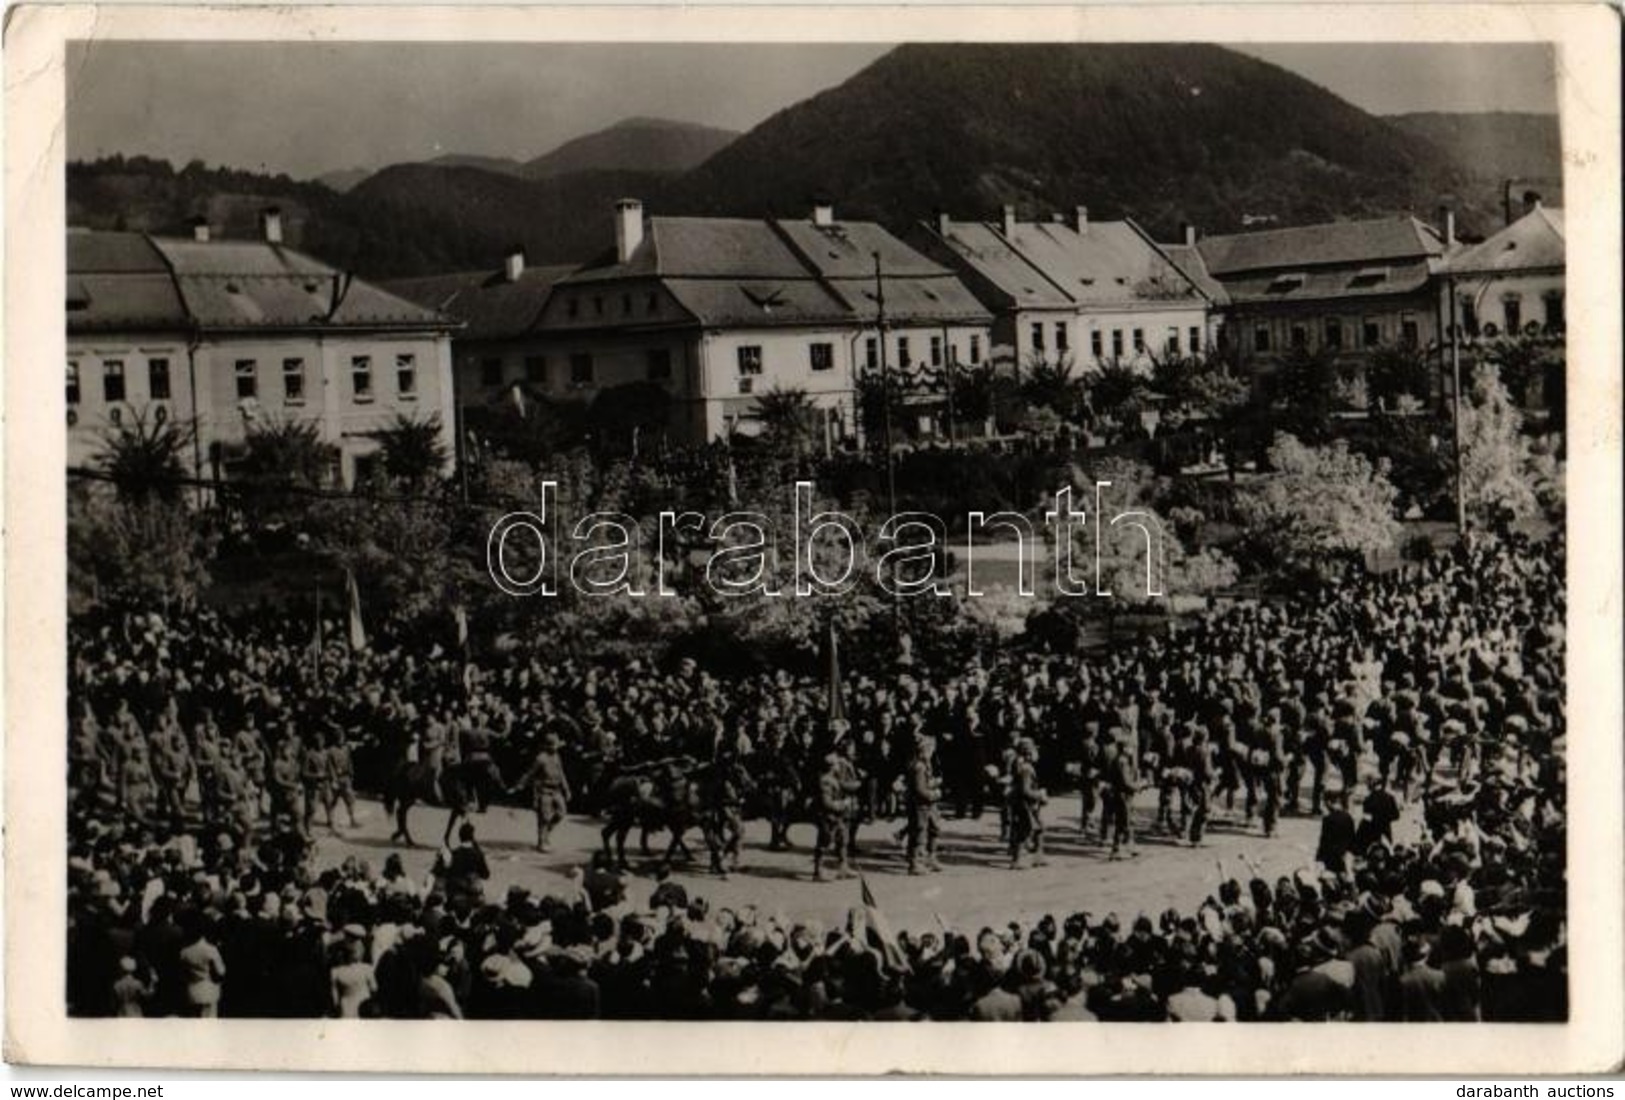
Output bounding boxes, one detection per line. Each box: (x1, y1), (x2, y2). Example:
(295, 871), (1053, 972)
(830, 738), (864, 857)
(813, 750), (857, 881)
(193, 714), (225, 824)
(301, 729), (333, 833)
(1102, 728), (1138, 860)
(1076, 719), (1103, 839)
(708, 749), (749, 878)
(325, 728), (360, 830)
(232, 719), (268, 813)
(461, 721), (504, 813)
(118, 738), (158, 825)
(513, 733), (571, 851)
(904, 732), (943, 875)
(150, 720), (193, 826)
(1007, 738), (1048, 869)
(268, 737), (303, 833)
(1181, 723), (1215, 847)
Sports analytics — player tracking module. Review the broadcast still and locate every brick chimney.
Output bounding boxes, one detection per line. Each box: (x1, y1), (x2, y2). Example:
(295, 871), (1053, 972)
(615, 199), (644, 264)
(936, 210), (952, 237)
(260, 207), (283, 245)
(1072, 206), (1089, 234)
(1438, 205), (1456, 248)
(505, 244), (526, 283)
(812, 201), (835, 227)
(189, 216), (210, 243)
(1002, 205), (1017, 238)
(1181, 222), (1197, 247)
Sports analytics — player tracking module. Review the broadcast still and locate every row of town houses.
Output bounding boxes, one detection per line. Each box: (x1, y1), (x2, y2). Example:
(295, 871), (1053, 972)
(67, 194), (1565, 486)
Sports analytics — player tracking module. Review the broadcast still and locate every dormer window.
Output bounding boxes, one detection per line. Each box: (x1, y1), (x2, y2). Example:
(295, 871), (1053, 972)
(742, 286), (787, 313)
(1347, 267), (1389, 289)
(1268, 273), (1307, 294)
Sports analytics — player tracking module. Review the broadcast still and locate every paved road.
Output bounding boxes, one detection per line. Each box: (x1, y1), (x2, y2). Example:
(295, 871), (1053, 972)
(312, 785), (1415, 935)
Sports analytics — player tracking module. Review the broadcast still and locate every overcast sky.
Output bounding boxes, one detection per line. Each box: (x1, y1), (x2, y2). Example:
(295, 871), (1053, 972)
(66, 41), (1558, 180)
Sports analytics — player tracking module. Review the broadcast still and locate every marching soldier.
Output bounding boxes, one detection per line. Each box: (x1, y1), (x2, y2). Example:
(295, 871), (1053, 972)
(513, 733), (571, 852)
(709, 749), (750, 878)
(1102, 728), (1138, 860)
(904, 732), (943, 875)
(269, 737), (303, 832)
(301, 729), (333, 833)
(325, 728), (360, 830)
(813, 750), (857, 881)
(1007, 738), (1048, 869)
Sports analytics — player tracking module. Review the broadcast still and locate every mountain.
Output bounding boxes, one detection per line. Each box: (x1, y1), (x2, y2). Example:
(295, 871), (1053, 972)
(669, 43), (1482, 237)
(426, 153), (528, 176)
(346, 164), (678, 270)
(316, 167), (374, 193)
(520, 117), (739, 180)
(1385, 112), (1562, 202)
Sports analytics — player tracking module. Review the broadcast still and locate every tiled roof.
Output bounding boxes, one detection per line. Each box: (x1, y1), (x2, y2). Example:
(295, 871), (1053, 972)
(384, 264), (577, 341)
(1215, 258), (1436, 306)
(925, 218), (1206, 310)
(559, 214), (988, 328)
(1160, 244), (1230, 306)
(1445, 207), (1565, 276)
(67, 230), (455, 333)
(1198, 216), (1447, 276)
(65, 232), (190, 330)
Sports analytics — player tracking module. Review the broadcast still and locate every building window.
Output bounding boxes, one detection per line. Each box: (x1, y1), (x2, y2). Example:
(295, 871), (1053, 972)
(647, 293), (660, 315)
(1111, 330), (1125, 359)
(570, 353), (594, 385)
(970, 335), (982, 364)
(1030, 323), (1044, 352)
(1188, 326), (1201, 353)
(1459, 296), (1479, 336)
(147, 358), (171, 401)
(865, 338), (879, 370)
(1503, 296), (1522, 335)
(67, 361), (81, 406)
(351, 356), (373, 401)
(283, 358), (306, 403)
(1362, 319), (1381, 348)
(897, 337), (912, 368)
(233, 359), (256, 400)
(647, 348), (672, 381)
(621, 294), (633, 316)
(737, 346), (764, 377)
(566, 298), (579, 319)
(396, 353), (417, 398)
(1055, 323), (1069, 352)
(809, 343), (834, 372)
(1253, 326), (1271, 353)
(525, 356), (547, 384)
(479, 359), (502, 387)
(1165, 327), (1179, 355)
(1090, 331), (1103, 360)
(1324, 319), (1343, 350)
(1290, 324), (1308, 349)
(592, 296), (604, 317)
(929, 336), (943, 367)
(1544, 292), (1565, 332)
(1400, 315), (1419, 347)
(1132, 328), (1145, 353)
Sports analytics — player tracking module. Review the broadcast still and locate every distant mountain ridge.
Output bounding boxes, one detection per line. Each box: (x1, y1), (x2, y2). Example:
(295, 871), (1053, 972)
(1384, 112), (1562, 206)
(667, 43), (1482, 237)
(519, 116), (739, 180)
(71, 48), (1548, 278)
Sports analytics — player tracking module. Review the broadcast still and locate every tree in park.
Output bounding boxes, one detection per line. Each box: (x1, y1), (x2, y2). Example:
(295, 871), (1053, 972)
(93, 410), (193, 505)
(1237, 433), (1402, 575)
(1457, 362), (1548, 528)
(371, 412), (450, 491)
(752, 385), (819, 460)
(1366, 342), (1432, 411)
(68, 486), (217, 612)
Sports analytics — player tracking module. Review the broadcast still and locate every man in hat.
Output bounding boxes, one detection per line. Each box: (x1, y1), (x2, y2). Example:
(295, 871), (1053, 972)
(904, 732), (943, 875)
(301, 728), (333, 834)
(1102, 728), (1138, 860)
(1315, 788), (1357, 874)
(514, 733), (571, 852)
(1007, 738), (1047, 869)
(813, 749), (857, 882)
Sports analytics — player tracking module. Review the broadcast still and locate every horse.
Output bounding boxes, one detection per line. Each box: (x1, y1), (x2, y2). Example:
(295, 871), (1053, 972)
(597, 760), (712, 873)
(383, 758), (497, 848)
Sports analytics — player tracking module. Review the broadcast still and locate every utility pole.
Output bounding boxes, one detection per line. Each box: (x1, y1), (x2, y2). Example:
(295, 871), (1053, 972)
(874, 252), (898, 518)
(941, 324), (957, 446)
(1448, 275), (1466, 537)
